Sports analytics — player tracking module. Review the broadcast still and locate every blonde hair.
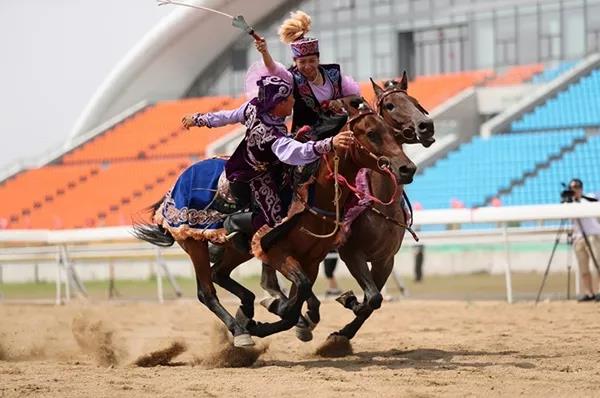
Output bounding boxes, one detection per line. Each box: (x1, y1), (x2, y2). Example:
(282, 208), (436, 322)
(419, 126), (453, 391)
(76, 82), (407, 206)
(278, 10), (312, 44)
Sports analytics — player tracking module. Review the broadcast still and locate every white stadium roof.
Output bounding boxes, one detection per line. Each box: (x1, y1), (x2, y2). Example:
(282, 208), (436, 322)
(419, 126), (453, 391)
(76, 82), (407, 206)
(70, 0), (288, 139)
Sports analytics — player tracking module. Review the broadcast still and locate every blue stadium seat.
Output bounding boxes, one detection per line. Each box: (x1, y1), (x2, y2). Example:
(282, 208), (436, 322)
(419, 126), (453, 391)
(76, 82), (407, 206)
(531, 60), (578, 84)
(512, 68), (600, 130)
(407, 130), (585, 209)
(501, 136), (600, 206)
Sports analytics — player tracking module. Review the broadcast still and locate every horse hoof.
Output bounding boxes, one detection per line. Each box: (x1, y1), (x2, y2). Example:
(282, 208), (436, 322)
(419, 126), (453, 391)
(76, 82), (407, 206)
(233, 334), (255, 347)
(335, 290), (356, 308)
(259, 297), (277, 311)
(294, 326), (313, 342)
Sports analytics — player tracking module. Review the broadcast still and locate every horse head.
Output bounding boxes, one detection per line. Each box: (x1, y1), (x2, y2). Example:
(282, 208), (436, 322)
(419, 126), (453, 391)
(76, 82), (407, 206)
(340, 96), (416, 184)
(371, 71), (435, 148)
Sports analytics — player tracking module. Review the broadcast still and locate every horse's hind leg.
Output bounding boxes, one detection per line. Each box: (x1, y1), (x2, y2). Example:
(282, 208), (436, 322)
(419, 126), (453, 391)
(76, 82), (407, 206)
(247, 255), (313, 338)
(179, 238), (254, 347)
(211, 246), (255, 325)
(259, 263), (321, 342)
(260, 263), (287, 301)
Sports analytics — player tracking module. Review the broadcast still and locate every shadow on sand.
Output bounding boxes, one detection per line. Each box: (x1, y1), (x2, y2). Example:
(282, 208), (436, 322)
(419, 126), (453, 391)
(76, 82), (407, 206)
(262, 348), (536, 371)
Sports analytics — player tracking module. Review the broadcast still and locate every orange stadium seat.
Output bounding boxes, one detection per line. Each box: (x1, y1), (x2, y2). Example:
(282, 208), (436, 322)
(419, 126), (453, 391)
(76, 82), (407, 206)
(485, 64), (544, 86)
(101, 159), (192, 227)
(62, 96), (244, 163)
(361, 70), (492, 111)
(9, 158), (190, 229)
(0, 164), (98, 227)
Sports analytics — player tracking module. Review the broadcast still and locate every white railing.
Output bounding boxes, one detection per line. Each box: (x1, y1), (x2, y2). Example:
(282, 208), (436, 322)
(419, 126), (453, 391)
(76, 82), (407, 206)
(0, 203), (598, 304)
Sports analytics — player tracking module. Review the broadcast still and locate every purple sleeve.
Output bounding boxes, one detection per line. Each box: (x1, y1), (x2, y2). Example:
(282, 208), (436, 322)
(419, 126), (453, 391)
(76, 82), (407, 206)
(268, 61), (293, 85)
(271, 137), (333, 166)
(195, 101), (250, 128)
(341, 74), (361, 96)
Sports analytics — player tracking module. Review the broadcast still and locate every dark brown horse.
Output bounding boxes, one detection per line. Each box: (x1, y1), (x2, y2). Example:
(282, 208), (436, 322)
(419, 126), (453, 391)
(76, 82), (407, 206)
(373, 71), (435, 147)
(331, 74), (434, 340)
(260, 73), (434, 342)
(134, 97), (416, 346)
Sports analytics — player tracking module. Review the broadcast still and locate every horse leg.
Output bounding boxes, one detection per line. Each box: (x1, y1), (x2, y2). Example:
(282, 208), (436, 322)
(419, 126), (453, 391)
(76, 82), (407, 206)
(333, 256), (395, 340)
(210, 245), (255, 327)
(337, 248), (382, 315)
(259, 262), (320, 342)
(292, 262), (321, 342)
(259, 263), (288, 312)
(178, 238), (254, 347)
(247, 255), (313, 338)
(260, 263), (287, 299)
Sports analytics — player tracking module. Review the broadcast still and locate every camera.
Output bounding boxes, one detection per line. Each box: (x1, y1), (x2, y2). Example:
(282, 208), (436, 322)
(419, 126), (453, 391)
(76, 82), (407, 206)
(560, 185), (575, 203)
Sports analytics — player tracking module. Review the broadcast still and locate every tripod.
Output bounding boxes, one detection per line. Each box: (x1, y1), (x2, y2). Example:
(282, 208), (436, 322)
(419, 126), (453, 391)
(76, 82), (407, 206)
(536, 218), (573, 304)
(536, 217), (600, 303)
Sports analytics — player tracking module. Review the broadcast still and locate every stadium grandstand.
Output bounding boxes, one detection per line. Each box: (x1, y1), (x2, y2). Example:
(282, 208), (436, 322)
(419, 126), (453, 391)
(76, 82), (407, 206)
(1, 0), (600, 230)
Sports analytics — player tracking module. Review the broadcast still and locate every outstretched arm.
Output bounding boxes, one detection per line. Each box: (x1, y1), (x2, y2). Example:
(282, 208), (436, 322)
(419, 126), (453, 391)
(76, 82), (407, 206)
(181, 101), (250, 130)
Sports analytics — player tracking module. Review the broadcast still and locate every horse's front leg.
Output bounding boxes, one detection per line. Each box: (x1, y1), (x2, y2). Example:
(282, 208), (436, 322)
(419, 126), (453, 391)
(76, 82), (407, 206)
(210, 245), (255, 326)
(333, 253), (398, 341)
(179, 238), (254, 347)
(337, 247), (382, 315)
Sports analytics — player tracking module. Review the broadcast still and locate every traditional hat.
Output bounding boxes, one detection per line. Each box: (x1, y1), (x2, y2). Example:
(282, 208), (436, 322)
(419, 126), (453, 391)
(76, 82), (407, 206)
(251, 76), (293, 113)
(278, 11), (319, 59)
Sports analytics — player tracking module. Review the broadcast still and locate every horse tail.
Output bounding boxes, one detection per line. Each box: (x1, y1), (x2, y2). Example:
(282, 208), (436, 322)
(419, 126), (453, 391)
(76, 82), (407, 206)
(132, 196), (175, 247)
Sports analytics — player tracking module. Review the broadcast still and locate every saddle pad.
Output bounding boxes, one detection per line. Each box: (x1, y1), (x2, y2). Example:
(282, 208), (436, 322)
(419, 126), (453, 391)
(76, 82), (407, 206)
(155, 158), (227, 241)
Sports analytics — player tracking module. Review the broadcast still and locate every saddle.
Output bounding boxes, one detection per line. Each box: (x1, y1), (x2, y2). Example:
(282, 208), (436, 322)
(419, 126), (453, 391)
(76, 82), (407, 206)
(210, 172), (245, 215)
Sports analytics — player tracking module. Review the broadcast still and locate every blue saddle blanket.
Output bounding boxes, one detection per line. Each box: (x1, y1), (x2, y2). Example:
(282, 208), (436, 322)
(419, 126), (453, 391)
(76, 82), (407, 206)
(160, 158), (227, 232)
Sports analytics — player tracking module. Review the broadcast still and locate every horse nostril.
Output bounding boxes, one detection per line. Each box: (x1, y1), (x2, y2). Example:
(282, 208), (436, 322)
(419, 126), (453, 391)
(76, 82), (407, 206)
(398, 164), (417, 177)
(418, 120), (434, 132)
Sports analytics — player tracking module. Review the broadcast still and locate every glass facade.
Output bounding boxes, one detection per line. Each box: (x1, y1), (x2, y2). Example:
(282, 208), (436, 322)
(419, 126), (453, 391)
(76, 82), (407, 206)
(198, 0), (600, 96)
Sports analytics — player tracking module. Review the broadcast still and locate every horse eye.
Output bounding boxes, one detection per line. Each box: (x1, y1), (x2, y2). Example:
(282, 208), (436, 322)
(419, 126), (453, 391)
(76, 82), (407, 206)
(385, 103), (395, 111)
(367, 131), (378, 142)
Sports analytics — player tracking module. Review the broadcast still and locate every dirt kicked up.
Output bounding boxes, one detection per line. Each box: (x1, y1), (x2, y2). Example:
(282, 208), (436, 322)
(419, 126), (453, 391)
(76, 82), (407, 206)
(1, 299), (599, 397)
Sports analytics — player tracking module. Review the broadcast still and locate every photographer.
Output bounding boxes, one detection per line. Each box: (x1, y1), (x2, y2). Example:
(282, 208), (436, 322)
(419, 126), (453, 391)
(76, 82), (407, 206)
(566, 179), (600, 302)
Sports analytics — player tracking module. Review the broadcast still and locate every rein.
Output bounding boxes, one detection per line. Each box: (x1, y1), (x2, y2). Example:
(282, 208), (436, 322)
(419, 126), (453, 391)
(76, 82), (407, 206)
(367, 191), (419, 241)
(299, 155), (342, 238)
(298, 101), (402, 238)
(344, 107), (399, 206)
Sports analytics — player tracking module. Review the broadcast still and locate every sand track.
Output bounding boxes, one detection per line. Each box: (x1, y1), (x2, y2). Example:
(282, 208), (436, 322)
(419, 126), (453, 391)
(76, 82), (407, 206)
(1, 300), (599, 397)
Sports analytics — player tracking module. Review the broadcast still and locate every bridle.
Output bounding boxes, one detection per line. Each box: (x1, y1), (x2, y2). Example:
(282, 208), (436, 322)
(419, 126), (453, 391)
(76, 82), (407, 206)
(375, 87), (419, 142)
(299, 102), (401, 238)
(346, 103), (393, 171)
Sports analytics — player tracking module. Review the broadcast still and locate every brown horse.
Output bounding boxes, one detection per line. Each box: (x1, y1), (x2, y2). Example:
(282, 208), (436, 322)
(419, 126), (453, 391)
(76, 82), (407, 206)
(373, 71), (435, 147)
(260, 73), (434, 342)
(134, 97), (416, 346)
(331, 74), (434, 340)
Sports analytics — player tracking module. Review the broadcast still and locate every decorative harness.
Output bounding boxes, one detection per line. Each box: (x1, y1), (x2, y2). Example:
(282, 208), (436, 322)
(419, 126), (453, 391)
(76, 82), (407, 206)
(299, 101), (418, 240)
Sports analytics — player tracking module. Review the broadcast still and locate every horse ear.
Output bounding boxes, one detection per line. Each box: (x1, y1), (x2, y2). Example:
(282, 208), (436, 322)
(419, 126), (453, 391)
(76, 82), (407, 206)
(370, 77), (384, 98)
(400, 71), (408, 90)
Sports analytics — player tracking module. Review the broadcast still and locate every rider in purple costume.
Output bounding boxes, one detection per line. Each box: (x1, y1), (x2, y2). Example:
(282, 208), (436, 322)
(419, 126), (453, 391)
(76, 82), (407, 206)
(254, 10), (361, 133)
(253, 11), (362, 293)
(182, 76), (354, 231)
